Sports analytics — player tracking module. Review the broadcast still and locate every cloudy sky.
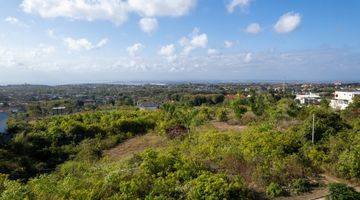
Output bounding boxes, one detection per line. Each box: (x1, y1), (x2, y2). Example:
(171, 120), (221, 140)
(0, 0), (359, 84)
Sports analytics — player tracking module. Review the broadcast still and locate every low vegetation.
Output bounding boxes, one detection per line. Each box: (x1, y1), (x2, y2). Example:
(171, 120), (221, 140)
(0, 91), (359, 199)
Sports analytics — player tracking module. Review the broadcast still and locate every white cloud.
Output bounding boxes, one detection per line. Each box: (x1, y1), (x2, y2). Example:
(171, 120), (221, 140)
(227, 0), (252, 13)
(0, 44), (56, 71)
(224, 40), (235, 48)
(21, 0), (196, 26)
(2, 47), (360, 83)
(180, 28), (208, 55)
(21, 0), (130, 26)
(244, 52), (252, 63)
(191, 33), (208, 48)
(5, 16), (19, 24)
(245, 23), (261, 34)
(127, 43), (144, 57)
(4, 16), (28, 27)
(97, 38), (109, 47)
(64, 37), (108, 51)
(274, 12), (301, 34)
(158, 44), (176, 61)
(139, 17), (158, 34)
(158, 44), (175, 57)
(207, 48), (218, 55)
(128, 0), (196, 17)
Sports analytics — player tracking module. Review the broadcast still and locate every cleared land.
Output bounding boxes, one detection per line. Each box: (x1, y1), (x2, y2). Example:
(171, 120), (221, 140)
(104, 134), (168, 160)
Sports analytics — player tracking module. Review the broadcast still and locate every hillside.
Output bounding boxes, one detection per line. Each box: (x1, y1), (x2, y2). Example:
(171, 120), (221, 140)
(0, 93), (359, 199)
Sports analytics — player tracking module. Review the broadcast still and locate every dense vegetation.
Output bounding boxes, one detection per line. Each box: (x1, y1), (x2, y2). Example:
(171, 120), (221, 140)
(0, 91), (359, 199)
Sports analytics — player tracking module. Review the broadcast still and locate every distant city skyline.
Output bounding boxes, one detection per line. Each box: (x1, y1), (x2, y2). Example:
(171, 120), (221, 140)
(0, 0), (360, 84)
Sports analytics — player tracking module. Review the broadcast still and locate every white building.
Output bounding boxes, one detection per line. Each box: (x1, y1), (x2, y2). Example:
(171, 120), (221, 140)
(295, 93), (321, 104)
(330, 91), (360, 110)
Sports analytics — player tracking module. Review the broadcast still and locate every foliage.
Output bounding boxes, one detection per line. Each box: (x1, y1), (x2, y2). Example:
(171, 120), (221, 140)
(231, 98), (248, 120)
(328, 183), (360, 200)
(266, 182), (284, 198)
(215, 108), (228, 122)
(302, 108), (349, 143)
(290, 178), (311, 194)
(0, 109), (157, 181)
(1, 88), (360, 199)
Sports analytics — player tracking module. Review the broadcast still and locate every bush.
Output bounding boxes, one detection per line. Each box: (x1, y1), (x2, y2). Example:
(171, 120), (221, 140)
(266, 182), (284, 198)
(188, 173), (252, 200)
(291, 178), (311, 194)
(216, 109), (228, 122)
(328, 183), (360, 200)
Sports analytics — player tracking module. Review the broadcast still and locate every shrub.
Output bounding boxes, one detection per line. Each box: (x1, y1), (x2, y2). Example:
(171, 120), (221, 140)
(291, 178), (311, 194)
(216, 109), (228, 122)
(328, 183), (360, 200)
(266, 182), (284, 198)
(188, 173), (252, 200)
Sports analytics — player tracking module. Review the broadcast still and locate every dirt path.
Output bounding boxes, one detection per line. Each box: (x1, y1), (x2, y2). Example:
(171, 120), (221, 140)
(211, 121), (247, 132)
(104, 134), (167, 160)
(276, 174), (360, 200)
(322, 173), (360, 192)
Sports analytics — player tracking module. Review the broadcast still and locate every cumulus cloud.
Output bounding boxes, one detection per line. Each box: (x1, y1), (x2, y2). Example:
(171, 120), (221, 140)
(21, 0), (129, 26)
(224, 40), (235, 48)
(158, 44), (175, 57)
(139, 17), (158, 34)
(128, 0), (196, 17)
(64, 37), (108, 51)
(21, 0), (196, 26)
(274, 12), (301, 33)
(158, 44), (176, 61)
(227, 0), (252, 13)
(0, 44), (56, 71)
(2, 47), (360, 83)
(245, 23), (261, 34)
(4, 16), (28, 27)
(180, 28), (208, 55)
(127, 43), (145, 57)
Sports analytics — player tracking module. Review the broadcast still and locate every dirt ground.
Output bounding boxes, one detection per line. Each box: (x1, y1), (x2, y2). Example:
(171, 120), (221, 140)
(276, 174), (360, 200)
(104, 133), (167, 160)
(211, 121), (247, 132)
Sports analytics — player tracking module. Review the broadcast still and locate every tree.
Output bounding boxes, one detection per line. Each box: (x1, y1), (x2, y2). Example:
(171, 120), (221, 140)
(248, 91), (266, 116)
(303, 109), (348, 143)
(231, 99), (247, 120)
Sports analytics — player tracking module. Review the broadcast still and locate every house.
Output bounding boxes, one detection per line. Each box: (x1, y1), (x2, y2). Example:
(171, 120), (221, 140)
(330, 91), (360, 110)
(52, 106), (66, 115)
(83, 99), (96, 106)
(137, 102), (160, 110)
(295, 93), (321, 105)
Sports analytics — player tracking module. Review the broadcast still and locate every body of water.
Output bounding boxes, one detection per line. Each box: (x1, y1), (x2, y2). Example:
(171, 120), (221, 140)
(0, 112), (8, 133)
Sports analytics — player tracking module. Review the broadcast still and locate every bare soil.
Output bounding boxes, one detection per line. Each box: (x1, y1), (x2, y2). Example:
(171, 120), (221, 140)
(104, 134), (167, 160)
(276, 174), (360, 200)
(211, 121), (247, 132)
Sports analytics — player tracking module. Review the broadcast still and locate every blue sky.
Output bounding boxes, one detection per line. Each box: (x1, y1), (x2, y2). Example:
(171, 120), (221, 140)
(0, 0), (359, 84)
